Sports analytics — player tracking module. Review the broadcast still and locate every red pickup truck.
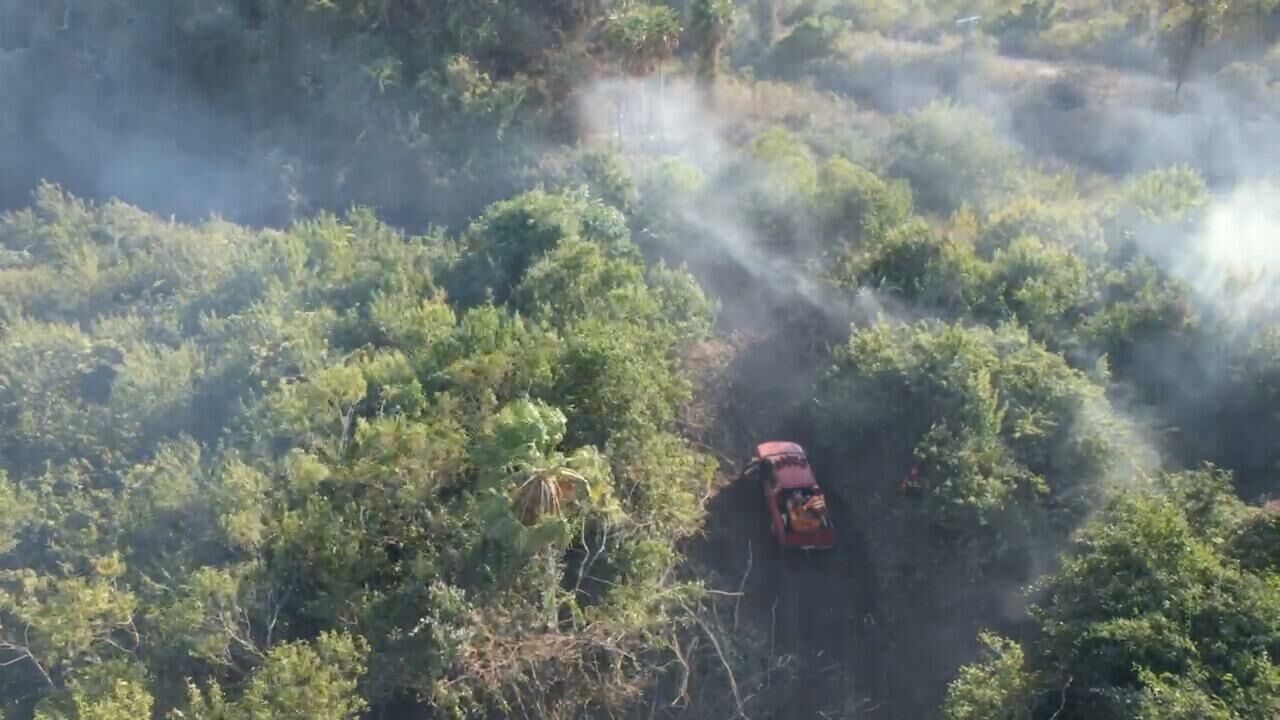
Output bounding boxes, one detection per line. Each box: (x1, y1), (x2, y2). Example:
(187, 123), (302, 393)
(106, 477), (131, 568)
(743, 441), (835, 551)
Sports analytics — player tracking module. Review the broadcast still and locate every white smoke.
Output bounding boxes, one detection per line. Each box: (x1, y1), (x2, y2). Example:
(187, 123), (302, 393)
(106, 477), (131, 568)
(573, 74), (899, 330)
(1184, 180), (1280, 324)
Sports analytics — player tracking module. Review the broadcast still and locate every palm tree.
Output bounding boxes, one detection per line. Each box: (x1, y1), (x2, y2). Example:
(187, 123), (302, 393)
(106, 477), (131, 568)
(507, 458), (597, 628)
(477, 400), (610, 627)
(510, 464), (589, 527)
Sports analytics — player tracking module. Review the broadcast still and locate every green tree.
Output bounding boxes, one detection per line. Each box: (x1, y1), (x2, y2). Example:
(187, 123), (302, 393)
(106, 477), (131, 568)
(1160, 0), (1230, 93)
(816, 156), (914, 248)
(837, 219), (991, 315)
(943, 633), (1032, 720)
(0, 186), (718, 719)
(691, 0), (736, 86)
(1227, 502), (1280, 574)
(945, 472), (1280, 720)
(815, 319), (1123, 598)
(889, 101), (1025, 215)
(179, 632), (369, 720)
(603, 3), (683, 138)
(446, 187), (633, 306)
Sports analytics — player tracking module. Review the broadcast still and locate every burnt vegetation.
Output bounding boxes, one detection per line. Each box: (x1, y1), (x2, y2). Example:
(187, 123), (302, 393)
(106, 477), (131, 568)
(2, 1), (1280, 719)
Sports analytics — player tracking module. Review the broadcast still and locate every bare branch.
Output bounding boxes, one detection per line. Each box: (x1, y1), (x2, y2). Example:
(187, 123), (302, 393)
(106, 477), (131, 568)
(667, 632), (691, 708)
(1048, 676), (1072, 720)
(734, 540), (752, 631)
(680, 601), (749, 720)
(0, 637), (54, 689)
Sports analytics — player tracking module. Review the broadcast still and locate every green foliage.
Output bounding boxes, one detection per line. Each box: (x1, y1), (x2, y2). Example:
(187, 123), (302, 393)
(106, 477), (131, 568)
(1039, 11), (1132, 57)
(889, 101), (1025, 215)
(943, 633), (1032, 720)
(691, 0), (737, 80)
(988, 235), (1089, 335)
(767, 13), (852, 72)
(837, 209), (1103, 352)
(6, 5), (1280, 720)
(0, 554), (138, 675)
(1034, 484), (1280, 718)
(516, 239), (646, 321)
(717, 126), (823, 250)
(981, 195), (1103, 257)
(807, 315), (1141, 717)
(785, 0), (1025, 40)
(428, 55), (533, 142)
(1227, 505), (1280, 574)
(1074, 256), (1193, 377)
(35, 668), (154, 720)
(1158, 0), (1232, 86)
(0, 0), (625, 229)
(0, 186), (717, 719)
(838, 219), (992, 315)
(747, 127), (822, 199)
(1133, 669), (1237, 720)
(987, 0), (1070, 54)
(448, 187), (634, 306)
(816, 156), (915, 245)
(1153, 465), (1248, 541)
(946, 474), (1280, 720)
(1116, 165), (1211, 224)
(604, 4), (684, 75)
(631, 155), (708, 253)
(180, 632), (369, 720)
(815, 320), (1120, 590)
(550, 314), (693, 446)
(607, 428), (715, 540)
(564, 146), (640, 211)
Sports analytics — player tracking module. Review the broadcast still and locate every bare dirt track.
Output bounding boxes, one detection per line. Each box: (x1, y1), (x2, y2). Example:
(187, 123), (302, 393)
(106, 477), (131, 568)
(686, 461), (885, 720)
(669, 309), (905, 720)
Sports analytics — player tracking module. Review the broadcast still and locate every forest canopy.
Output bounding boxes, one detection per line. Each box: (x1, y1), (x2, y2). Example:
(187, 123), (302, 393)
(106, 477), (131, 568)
(2, 1), (1280, 719)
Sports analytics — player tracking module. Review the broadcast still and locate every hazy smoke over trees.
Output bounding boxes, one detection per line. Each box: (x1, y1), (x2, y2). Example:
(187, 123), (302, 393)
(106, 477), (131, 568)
(2, 1), (1280, 720)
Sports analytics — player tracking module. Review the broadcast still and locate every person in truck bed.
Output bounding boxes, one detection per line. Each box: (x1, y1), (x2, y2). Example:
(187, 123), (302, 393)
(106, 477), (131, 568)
(785, 488), (825, 532)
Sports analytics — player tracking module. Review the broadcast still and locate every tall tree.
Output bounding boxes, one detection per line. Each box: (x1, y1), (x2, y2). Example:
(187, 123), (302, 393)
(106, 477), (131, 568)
(1160, 0), (1230, 94)
(691, 0), (735, 90)
(603, 3), (683, 140)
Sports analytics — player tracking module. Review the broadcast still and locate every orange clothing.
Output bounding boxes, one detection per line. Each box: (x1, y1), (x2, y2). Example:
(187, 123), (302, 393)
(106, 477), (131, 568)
(789, 496), (823, 531)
